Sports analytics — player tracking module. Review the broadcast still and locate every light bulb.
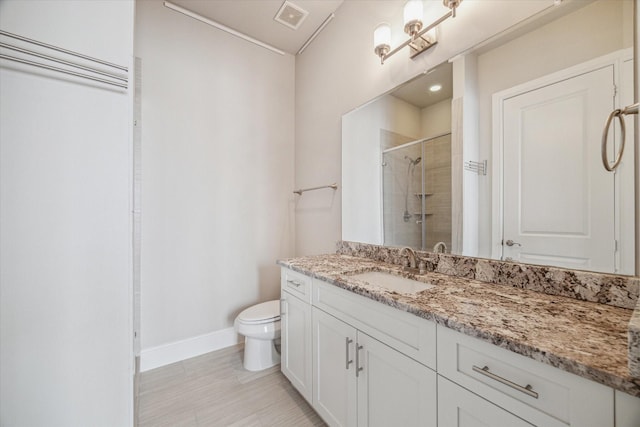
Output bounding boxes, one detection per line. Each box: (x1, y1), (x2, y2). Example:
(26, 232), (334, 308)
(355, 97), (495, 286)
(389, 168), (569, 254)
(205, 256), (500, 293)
(403, 0), (423, 36)
(404, 0), (423, 25)
(373, 23), (391, 49)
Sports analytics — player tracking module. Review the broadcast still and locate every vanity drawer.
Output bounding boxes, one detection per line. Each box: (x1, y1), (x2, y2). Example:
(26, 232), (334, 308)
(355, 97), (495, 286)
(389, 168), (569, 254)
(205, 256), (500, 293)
(281, 268), (312, 303)
(313, 278), (436, 369)
(437, 326), (613, 427)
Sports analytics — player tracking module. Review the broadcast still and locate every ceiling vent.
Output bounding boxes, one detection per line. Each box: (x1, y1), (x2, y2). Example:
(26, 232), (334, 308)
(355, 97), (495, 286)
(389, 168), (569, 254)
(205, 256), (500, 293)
(274, 1), (309, 30)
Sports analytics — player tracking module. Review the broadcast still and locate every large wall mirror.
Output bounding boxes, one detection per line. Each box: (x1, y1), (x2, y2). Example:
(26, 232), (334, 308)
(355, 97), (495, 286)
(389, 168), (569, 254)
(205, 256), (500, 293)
(342, 0), (636, 275)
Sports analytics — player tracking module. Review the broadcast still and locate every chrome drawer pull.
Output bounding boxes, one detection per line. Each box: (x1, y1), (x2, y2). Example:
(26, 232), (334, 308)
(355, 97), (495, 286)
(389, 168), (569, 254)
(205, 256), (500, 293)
(286, 279), (302, 288)
(345, 338), (353, 369)
(355, 344), (364, 377)
(472, 365), (539, 399)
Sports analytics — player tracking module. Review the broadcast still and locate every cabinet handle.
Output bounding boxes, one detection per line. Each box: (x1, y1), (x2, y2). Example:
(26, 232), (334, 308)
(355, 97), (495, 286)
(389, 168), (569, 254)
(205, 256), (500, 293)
(280, 298), (286, 316)
(345, 338), (353, 369)
(286, 279), (302, 288)
(472, 365), (539, 399)
(355, 344), (364, 377)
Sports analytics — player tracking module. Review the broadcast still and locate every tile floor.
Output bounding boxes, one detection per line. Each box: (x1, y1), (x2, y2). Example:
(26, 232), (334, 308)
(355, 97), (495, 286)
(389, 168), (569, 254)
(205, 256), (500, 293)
(136, 344), (325, 427)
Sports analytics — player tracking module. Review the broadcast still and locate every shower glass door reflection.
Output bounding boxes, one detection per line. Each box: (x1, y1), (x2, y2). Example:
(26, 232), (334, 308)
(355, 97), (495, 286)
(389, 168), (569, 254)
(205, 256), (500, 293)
(382, 134), (452, 251)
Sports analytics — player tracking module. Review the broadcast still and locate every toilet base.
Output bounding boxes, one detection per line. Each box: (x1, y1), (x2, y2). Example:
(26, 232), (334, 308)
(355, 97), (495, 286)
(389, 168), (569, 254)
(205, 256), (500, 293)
(243, 336), (281, 371)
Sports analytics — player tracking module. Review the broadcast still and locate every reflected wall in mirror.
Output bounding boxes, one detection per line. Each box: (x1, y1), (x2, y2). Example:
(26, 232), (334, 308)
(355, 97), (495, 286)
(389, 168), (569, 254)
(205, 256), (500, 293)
(342, 0), (635, 275)
(343, 63), (453, 252)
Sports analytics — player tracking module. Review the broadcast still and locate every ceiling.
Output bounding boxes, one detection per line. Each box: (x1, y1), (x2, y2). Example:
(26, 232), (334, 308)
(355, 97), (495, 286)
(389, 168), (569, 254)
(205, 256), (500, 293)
(392, 61), (453, 109)
(169, 0), (345, 55)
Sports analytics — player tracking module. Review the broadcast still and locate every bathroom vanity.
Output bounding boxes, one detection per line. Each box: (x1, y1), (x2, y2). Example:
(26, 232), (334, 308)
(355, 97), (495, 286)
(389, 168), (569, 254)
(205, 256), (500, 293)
(278, 246), (640, 427)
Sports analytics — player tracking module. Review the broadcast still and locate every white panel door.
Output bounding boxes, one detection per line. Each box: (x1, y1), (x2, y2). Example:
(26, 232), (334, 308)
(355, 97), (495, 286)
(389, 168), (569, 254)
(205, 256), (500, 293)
(281, 291), (312, 403)
(438, 376), (534, 427)
(356, 332), (436, 427)
(313, 308), (357, 427)
(502, 66), (615, 272)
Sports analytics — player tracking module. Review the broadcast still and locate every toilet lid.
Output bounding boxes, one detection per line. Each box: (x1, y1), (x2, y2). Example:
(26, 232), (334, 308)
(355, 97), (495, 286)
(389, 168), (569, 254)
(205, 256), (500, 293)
(237, 300), (281, 324)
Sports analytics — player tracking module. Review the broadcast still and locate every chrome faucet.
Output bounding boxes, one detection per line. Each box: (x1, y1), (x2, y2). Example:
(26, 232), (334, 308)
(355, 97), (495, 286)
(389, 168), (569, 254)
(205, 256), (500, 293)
(399, 246), (418, 269)
(400, 246), (427, 274)
(433, 241), (448, 254)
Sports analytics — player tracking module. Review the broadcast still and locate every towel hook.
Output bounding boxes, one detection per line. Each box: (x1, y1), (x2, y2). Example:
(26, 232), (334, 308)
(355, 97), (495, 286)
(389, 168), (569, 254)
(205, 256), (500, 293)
(602, 102), (638, 172)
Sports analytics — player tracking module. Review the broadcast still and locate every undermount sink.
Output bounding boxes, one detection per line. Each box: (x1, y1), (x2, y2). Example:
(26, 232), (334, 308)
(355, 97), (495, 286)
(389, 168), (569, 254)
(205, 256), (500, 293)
(348, 271), (434, 294)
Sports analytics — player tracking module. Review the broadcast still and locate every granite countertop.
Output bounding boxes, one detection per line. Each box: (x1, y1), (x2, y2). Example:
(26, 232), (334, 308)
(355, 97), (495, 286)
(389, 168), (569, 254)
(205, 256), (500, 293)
(278, 254), (640, 397)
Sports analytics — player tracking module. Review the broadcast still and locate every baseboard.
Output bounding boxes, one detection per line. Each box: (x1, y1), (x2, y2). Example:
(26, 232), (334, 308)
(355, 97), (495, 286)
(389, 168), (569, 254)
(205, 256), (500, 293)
(140, 327), (241, 372)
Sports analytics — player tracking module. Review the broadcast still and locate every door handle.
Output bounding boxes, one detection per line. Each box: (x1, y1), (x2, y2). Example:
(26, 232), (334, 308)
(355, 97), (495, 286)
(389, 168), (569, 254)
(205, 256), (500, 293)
(345, 338), (353, 369)
(505, 239), (521, 247)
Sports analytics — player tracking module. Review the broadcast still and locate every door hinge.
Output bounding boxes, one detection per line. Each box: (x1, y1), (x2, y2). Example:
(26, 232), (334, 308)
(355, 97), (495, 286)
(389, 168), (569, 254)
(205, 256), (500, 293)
(614, 239), (618, 251)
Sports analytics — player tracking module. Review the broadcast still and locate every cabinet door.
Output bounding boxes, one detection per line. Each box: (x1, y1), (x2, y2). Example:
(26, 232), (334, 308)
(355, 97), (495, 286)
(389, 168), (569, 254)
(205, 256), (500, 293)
(281, 291), (312, 403)
(615, 390), (640, 427)
(313, 307), (357, 427)
(439, 376), (534, 427)
(356, 332), (436, 427)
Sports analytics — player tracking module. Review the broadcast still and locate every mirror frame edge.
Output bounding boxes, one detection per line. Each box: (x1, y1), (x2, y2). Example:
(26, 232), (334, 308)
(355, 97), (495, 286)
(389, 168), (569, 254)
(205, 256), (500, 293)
(634, 0), (639, 277)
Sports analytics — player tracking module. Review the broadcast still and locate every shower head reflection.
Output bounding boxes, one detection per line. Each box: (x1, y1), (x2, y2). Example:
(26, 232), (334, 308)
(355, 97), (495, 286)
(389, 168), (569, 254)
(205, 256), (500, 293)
(404, 155), (422, 166)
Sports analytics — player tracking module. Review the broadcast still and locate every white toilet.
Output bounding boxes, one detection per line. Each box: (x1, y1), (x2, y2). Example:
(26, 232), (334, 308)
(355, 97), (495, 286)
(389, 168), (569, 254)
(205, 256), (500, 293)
(234, 300), (281, 371)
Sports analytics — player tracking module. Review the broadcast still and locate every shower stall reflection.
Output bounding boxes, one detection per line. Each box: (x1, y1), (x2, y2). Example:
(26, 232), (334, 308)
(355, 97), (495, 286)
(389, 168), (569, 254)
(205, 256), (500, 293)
(382, 133), (452, 251)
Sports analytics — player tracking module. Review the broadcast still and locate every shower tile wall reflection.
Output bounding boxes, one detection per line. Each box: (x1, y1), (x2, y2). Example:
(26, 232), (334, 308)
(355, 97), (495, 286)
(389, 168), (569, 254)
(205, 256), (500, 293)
(382, 132), (451, 251)
(424, 135), (451, 251)
(382, 131), (422, 249)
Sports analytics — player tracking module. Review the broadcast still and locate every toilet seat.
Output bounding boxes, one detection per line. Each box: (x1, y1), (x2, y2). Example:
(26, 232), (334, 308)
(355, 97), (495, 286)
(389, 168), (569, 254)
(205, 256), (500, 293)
(237, 300), (280, 325)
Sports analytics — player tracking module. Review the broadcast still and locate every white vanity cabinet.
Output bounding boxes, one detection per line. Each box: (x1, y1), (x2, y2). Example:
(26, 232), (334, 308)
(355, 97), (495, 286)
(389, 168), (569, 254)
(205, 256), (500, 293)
(439, 376), (534, 427)
(615, 390), (640, 427)
(280, 267), (640, 427)
(312, 307), (357, 426)
(280, 269), (313, 403)
(312, 277), (437, 368)
(311, 278), (437, 427)
(437, 325), (615, 427)
(312, 307), (437, 427)
(355, 327), (437, 427)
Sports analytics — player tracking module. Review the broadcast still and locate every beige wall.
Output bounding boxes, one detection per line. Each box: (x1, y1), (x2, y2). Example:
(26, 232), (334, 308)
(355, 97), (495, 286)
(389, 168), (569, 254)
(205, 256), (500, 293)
(421, 98), (452, 138)
(136, 1), (295, 353)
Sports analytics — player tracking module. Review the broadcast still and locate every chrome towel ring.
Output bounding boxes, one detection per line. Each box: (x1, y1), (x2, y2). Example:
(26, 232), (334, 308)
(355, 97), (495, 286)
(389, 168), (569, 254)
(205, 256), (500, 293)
(602, 102), (639, 171)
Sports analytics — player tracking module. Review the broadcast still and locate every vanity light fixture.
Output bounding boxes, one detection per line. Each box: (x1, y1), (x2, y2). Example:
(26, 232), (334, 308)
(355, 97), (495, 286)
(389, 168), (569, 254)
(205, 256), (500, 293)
(374, 0), (462, 65)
